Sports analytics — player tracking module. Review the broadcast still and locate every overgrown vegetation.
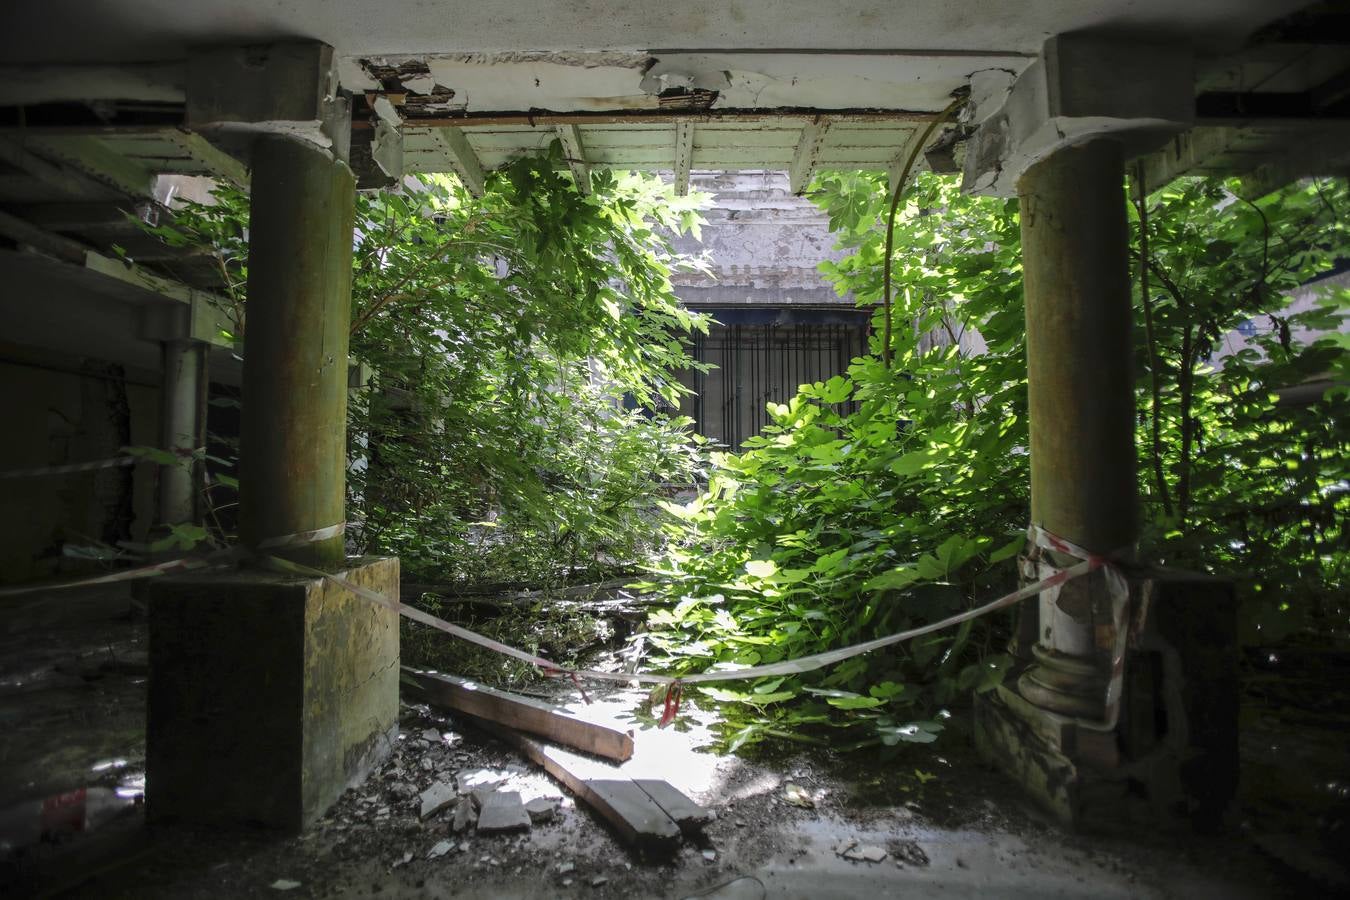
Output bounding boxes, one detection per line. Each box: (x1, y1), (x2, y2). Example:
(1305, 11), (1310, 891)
(643, 172), (1349, 752)
(141, 149), (712, 611)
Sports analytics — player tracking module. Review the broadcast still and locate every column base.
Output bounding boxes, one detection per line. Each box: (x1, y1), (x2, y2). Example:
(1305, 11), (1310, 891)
(1016, 644), (1110, 719)
(974, 570), (1238, 833)
(147, 556), (400, 830)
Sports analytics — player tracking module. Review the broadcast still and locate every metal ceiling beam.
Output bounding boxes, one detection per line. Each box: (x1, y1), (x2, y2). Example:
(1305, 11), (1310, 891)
(673, 122), (694, 195)
(555, 124), (590, 195)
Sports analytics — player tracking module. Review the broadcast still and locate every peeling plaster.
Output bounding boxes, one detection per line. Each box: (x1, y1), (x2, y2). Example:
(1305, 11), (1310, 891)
(358, 50), (1030, 114)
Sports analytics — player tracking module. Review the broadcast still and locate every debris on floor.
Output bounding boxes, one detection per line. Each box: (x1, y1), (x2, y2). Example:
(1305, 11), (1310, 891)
(783, 782), (814, 809)
(475, 789), (531, 833)
(409, 665), (712, 852)
(834, 840), (887, 863)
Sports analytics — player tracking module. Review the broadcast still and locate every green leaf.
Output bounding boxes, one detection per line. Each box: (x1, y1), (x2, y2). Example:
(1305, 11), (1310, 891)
(744, 559), (778, 578)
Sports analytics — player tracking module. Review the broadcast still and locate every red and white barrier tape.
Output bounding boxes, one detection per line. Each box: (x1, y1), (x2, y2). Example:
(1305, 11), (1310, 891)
(1027, 525), (1132, 732)
(264, 526), (1119, 727)
(0, 446), (203, 480)
(0, 550), (235, 598)
(0, 518), (1130, 731)
(0, 521), (345, 600)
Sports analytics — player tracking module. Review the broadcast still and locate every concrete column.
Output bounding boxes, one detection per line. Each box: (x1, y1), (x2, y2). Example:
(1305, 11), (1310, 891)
(158, 339), (206, 526)
(1014, 139), (1138, 718)
(238, 135), (355, 566)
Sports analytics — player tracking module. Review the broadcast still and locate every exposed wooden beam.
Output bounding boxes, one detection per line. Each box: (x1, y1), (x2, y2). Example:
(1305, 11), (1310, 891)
(0, 208), (87, 264)
(362, 108), (935, 130)
(673, 122), (694, 195)
(436, 126), (486, 196)
(159, 129), (249, 188)
(886, 125), (931, 196)
(1237, 142), (1350, 200)
(83, 251), (200, 305)
(0, 209), (230, 348)
(7, 202), (144, 231)
(21, 136), (158, 199)
(0, 138), (125, 201)
(554, 124), (591, 195)
(788, 118), (829, 195)
(1132, 127), (1243, 198)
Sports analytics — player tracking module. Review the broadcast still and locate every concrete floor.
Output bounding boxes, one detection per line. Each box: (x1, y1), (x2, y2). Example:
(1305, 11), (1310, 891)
(1, 585), (1344, 898)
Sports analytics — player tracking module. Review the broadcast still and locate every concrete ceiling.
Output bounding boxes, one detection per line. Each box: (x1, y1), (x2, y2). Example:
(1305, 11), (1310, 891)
(3, 1), (1310, 65)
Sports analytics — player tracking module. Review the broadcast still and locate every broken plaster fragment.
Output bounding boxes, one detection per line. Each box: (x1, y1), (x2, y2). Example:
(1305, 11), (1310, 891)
(476, 790), (531, 834)
(427, 840), (452, 860)
(525, 796), (560, 824)
(270, 880), (302, 891)
(843, 844), (888, 864)
(452, 799), (478, 833)
(418, 781), (456, 819)
(783, 783), (814, 808)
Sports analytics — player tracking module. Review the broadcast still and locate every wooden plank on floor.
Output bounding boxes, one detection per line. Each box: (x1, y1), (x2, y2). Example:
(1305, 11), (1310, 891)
(632, 779), (712, 830)
(471, 717), (682, 849)
(405, 668), (635, 762)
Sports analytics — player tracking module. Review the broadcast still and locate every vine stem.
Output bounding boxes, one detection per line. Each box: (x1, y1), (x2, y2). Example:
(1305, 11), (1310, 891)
(881, 94), (967, 369)
(1133, 163), (1173, 519)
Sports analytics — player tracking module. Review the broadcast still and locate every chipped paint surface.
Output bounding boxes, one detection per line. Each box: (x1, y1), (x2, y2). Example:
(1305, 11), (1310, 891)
(362, 51), (1028, 115)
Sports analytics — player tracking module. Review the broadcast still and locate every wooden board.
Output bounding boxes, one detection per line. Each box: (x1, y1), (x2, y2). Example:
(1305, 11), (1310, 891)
(471, 718), (682, 849)
(632, 779), (713, 830)
(405, 668), (634, 762)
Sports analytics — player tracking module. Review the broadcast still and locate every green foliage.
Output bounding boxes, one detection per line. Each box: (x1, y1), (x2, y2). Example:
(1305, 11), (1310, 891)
(138, 155), (713, 595)
(643, 173), (1029, 751)
(645, 170), (1349, 752)
(345, 160), (712, 586)
(1130, 177), (1350, 642)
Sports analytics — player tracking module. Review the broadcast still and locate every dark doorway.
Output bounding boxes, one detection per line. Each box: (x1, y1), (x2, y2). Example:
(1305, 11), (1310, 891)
(680, 306), (869, 450)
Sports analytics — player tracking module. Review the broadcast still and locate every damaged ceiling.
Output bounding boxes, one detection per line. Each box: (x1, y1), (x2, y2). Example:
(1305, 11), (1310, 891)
(0, 3), (1344, 221)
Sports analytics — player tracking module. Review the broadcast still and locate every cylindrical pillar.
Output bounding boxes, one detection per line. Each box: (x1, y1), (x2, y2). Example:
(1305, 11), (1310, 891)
(239, 136), (355, 567)
(159, 339), (206, 526)
(1014, 140), (1138, 718)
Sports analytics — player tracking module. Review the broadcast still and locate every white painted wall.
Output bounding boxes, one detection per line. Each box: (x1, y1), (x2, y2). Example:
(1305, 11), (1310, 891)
(668, 170), (854, 307)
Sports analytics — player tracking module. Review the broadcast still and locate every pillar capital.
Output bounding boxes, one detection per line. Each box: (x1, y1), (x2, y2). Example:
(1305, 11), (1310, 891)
(963, 33), (1194, 196)
(186, 41), (352, 164)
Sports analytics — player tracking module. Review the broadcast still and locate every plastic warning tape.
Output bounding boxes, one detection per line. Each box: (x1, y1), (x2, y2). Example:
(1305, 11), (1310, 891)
(269, 527), (1109, 692)
(0, 518), (1129, 732)
(0, 550), (235, 598)
(0, 456), (136, 479)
